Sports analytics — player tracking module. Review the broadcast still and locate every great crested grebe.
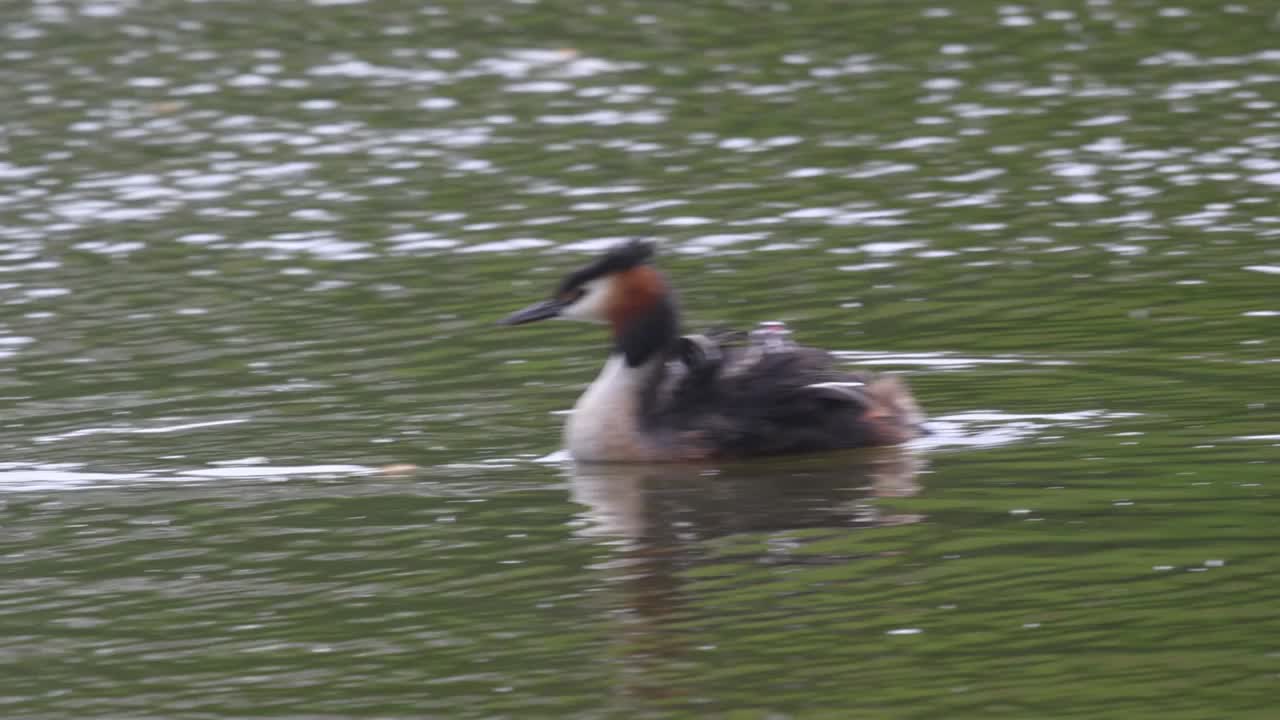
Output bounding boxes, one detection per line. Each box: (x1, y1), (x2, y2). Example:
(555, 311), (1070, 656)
(500, 241), (925, 462)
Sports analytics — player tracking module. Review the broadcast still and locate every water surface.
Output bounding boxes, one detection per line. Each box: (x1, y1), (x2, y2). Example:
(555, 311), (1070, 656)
(2, 0), (1278, 717)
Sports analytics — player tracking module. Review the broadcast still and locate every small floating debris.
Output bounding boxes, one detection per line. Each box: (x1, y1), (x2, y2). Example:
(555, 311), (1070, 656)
(886, 628), (923, 636)
(379, 463), (419, 476)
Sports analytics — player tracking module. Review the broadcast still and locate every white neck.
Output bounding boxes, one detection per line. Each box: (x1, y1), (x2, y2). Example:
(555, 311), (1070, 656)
(564, 353), (664, 462)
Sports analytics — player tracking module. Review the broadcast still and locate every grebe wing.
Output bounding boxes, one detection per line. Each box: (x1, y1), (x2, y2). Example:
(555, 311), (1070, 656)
(659, 340), (886, 456)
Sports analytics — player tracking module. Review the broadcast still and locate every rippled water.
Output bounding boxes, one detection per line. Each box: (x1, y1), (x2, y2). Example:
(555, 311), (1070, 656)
(2, 1), (1278, 717)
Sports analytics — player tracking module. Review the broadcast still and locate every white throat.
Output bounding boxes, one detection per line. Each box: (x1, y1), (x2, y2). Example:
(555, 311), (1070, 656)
(564, 354), (663, 462)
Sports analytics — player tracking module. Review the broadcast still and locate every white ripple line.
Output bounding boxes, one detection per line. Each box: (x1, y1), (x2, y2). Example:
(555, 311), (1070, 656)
(34, 419), (247, 444)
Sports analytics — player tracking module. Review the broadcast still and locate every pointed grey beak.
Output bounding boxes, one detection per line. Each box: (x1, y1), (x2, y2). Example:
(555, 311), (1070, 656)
(499, 298), (567, 326)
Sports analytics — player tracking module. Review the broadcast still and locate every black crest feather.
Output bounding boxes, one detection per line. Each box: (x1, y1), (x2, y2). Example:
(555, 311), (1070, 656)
(558, 240), (655, 294)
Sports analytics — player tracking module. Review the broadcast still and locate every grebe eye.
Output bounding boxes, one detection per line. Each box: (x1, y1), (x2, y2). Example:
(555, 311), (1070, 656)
(560, 287), (586, 304)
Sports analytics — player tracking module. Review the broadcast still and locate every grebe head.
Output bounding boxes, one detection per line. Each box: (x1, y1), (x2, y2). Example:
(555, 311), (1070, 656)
(500, 240), (678, 366)
(500, 240), (665, 328)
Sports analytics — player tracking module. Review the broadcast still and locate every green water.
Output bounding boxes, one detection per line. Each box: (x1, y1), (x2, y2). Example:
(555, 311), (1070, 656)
(2, 0), (1278, 717)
